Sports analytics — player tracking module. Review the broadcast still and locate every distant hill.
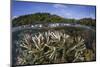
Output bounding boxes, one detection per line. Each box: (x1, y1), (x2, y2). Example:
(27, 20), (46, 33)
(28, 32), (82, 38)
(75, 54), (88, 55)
(12, 13), (96, 27)
(78, 18), (96, 27)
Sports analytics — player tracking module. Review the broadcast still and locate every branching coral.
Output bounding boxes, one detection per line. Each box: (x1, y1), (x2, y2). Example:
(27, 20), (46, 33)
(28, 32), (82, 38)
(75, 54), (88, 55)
(15, 30), (94, 65)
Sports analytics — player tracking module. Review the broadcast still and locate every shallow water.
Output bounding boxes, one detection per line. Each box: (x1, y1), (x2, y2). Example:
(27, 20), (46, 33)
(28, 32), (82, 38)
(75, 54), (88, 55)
(12, 23), (96, 66)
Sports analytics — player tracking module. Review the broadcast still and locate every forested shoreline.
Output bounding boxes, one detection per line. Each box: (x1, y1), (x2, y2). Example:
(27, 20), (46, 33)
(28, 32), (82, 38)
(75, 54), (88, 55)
(12, 13), (96, 27)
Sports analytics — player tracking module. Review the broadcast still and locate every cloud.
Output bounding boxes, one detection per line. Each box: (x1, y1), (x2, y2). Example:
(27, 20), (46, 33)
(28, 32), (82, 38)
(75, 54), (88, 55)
(52, 4), (73, 18)
(52, 8), (72, 18)
(53, 4), (67, 8)
(89, 13), (95, 19)
(12, 16), (19, 19)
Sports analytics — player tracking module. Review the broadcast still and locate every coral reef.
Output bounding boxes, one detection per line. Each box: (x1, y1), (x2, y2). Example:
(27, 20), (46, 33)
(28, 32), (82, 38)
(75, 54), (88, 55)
(14, 30), (95, 65)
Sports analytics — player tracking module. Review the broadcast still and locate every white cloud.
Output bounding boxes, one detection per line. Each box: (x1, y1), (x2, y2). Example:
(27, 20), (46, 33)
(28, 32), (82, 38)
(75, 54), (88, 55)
(12, 16), (19, 19)
(53, 8), (72, 18)
(53, 4), (67, 8)
(52, 4), (73, 18)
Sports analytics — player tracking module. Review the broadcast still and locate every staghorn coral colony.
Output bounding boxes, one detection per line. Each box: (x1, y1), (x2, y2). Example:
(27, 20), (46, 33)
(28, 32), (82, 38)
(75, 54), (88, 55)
(13, 28), (96, 65)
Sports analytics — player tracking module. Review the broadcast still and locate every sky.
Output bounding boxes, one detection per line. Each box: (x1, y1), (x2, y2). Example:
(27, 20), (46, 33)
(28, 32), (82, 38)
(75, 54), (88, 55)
(12, 1), (96, 19)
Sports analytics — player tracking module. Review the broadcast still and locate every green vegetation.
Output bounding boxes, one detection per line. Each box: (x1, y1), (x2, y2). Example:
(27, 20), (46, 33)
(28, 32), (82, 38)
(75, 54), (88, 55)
(12, 13), (96, 27)
(78, 18), (96, 27)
